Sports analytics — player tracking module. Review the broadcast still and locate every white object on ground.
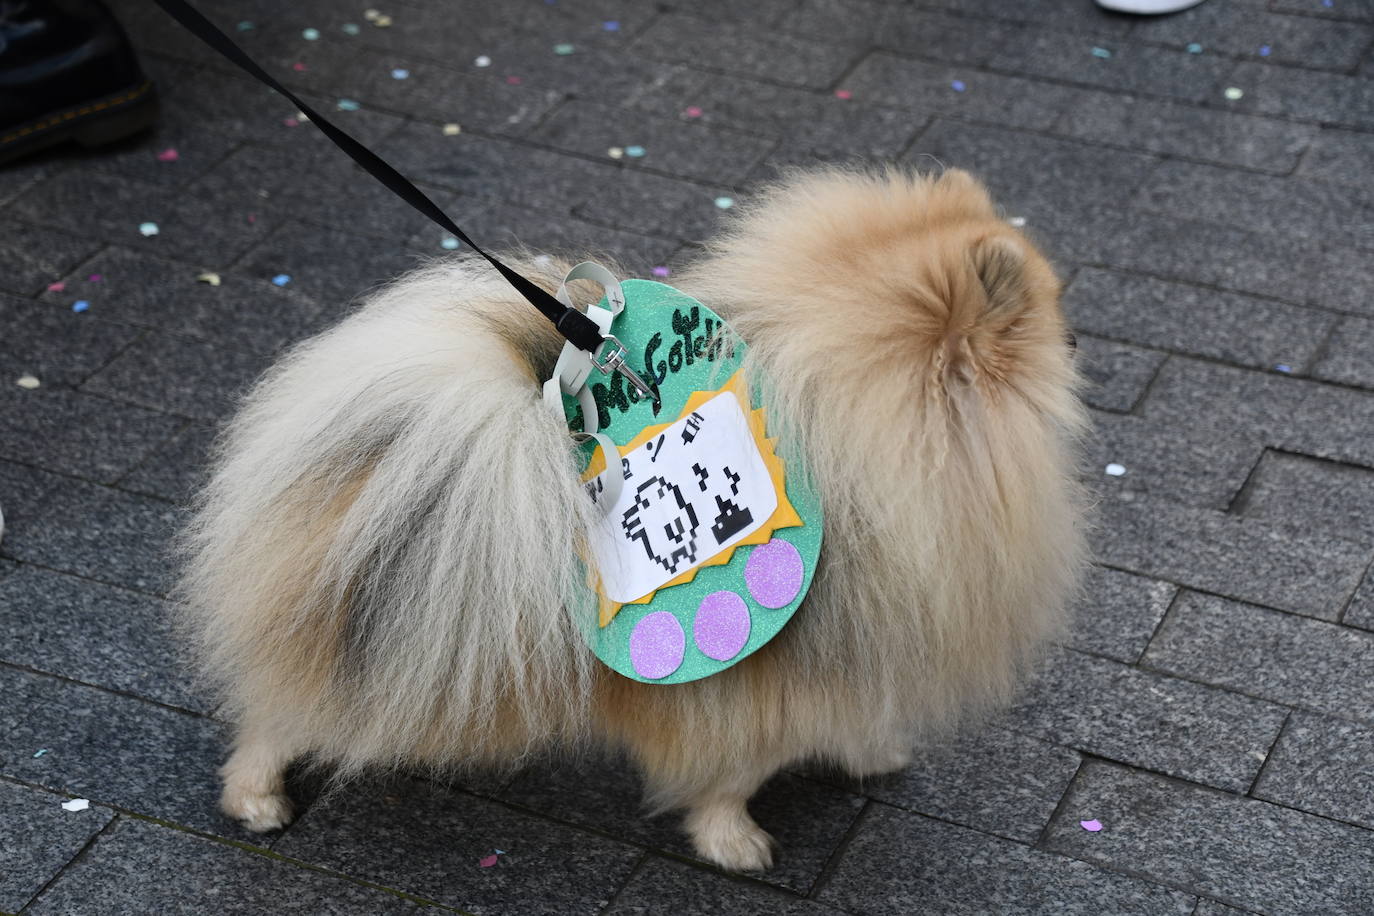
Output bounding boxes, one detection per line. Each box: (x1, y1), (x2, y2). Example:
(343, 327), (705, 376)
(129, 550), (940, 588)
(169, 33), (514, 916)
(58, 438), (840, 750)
(61, 798), (90, 812)
(1095, 0), (1206, 13)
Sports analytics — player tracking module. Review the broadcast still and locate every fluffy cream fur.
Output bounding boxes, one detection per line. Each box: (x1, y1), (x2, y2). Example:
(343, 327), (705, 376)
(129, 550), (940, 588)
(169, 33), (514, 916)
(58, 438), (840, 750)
(179, 167), (1087, 871)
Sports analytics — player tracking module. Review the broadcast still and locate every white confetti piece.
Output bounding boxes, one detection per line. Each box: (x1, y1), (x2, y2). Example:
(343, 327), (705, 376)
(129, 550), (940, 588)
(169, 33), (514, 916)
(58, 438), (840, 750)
(1008, 216), (1027, 227)
(442, 122), (461, 135)
(61, 798), (90, 812)
(139, 221), (159, 237)
(1105, 463), (1126, 477)
(16, 375), (40, 389)
(196, 272), (222, 286)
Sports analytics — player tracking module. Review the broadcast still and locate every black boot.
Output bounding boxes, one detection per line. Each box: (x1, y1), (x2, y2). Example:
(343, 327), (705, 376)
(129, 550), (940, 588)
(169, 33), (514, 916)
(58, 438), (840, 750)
(0, 0), (157, 166)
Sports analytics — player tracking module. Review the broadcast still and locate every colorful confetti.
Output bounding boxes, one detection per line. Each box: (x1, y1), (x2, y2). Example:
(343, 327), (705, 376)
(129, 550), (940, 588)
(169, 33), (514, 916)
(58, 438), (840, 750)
(950, 79), (966, 92)
(834, 89), (852, 99)
(272, 274), (292, 287)
(72, 300), (89, 313)
(284, 117), (300, 127)
(364, 8), (380, 19)
(1186, 42), (1203, 53)
(236, 20), (254, 31)
(625, 145), (646, 158)
(61, 798), (90, 813)
(342, 22), (360, 35)
(553, 43), (575, 55)
(47, 281), (65, 292)
(442, 122), (462, 135)
(478, 853), (501, 867)
(1080, 819), (1103, 832)
(139, 221), (159, 237)
(337, 98), (361, 111)
(684, 105), (703, 118)
(16, 375), (40, 389)
(505, 75), (522, 84)
(197, 272), (222, 286)
(1224, 87), (1244, 100)
(374, 14), (393, 27)
(441, 236), (460, 250)
(608, 146), (625, 159)
(475, 55), (492, 67)
(1105, 463), (1126, 477)
(604, 20), (620, 30)
(156, 148), (179, 162)
(1274, 364), (1293, 373)
(302, 27), (320, 40)
(1091, 46), (1112, 59)
(391, 68), (410, 79)
(1259, 44), (1272, 57)
(88, 274), (102, 282)
(714, 196), (734, 209)
(651, 266), (671, 277)
(292, 62), (307, 72)
(32, 749), (48, 758)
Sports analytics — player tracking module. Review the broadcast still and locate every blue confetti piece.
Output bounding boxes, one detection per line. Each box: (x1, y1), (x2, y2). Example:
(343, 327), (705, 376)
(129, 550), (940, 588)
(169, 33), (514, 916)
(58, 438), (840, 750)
(72, 300), (89, 313)
(603, 20), (620, 30)
(713, 196), (734, 209)
(1186, 42), (1203, 53)
(1258, 44), (1271, 57)
(1091, 46), (1112, 59)
(236, 20), (254, 31)
(342, 23), (360, 35)
(625, 145), (646, 158)
(391, 68), (410, 79)
(33, 749), (49, 758)
(302, 27), (320, 40)
(272, 274), (291, 287)
(337, 98), (361, 111)
(441, 237), (460, 250)
(1324, 0), (1333, 7)
(950, 79), (966, 92)
(1274, 364), (1293, 373)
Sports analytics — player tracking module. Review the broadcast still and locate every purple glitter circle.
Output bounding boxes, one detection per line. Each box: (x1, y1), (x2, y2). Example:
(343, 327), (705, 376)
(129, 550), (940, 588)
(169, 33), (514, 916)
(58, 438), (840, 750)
(744, 539), (804, 609)
(629, 611), (685, 679)
(694, 591), (751, 661)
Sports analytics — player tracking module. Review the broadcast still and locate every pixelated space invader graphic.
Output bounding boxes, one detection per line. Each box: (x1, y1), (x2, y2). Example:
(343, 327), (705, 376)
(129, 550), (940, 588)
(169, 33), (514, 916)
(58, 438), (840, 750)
(621, 475), (701, 574)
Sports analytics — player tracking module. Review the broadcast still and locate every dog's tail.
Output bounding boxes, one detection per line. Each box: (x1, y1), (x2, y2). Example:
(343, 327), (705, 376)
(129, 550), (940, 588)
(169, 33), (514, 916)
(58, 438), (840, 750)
(177, 255), (600, 771)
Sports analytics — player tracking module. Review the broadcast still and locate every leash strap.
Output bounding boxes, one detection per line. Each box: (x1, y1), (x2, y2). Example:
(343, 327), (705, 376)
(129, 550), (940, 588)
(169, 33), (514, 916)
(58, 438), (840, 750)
(150, 0), (656, 399)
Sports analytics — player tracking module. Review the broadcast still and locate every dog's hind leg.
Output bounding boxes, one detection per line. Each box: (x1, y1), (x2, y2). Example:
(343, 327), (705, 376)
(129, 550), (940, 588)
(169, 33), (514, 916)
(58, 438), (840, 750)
(658, 756), (785, 872)
(220, 713), (306, 832)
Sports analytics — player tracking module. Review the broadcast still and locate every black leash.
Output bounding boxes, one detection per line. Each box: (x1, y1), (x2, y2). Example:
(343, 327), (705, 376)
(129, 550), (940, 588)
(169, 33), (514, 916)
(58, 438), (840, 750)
(150, 0), (656, 400)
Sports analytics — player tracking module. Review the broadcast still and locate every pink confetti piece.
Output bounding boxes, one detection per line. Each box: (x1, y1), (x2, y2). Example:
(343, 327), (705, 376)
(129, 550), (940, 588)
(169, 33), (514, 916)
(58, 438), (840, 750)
(478, 854), (499, 868)
(156, 148), (179, 162)
(283, 117), (300, 127)
(834, 89), (852, 99)
(505, 75), (522, 84)
(651, 266), (670, 277)
(683, 105), (703, 118)
(247, 214), (258, 224)
(47, 281), (66, 292)
(1080, 819), (1103, 832)
(87, 273), (102, 282)
(292, 62), (307, 72)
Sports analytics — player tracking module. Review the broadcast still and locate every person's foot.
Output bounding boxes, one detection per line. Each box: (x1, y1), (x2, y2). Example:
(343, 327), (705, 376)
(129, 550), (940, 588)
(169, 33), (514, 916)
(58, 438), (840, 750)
(0, 0), (158, 166)
(1095, 0), (1207, 13)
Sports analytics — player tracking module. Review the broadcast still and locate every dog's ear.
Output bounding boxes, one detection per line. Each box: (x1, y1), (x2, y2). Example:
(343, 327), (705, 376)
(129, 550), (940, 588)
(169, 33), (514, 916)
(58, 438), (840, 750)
(971, 235), (1029, 315)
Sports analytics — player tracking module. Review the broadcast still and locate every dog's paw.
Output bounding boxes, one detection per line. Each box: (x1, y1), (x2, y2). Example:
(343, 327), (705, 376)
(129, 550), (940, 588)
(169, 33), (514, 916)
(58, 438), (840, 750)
(221, 784), (294, 832)
(686, 799), (776, 872)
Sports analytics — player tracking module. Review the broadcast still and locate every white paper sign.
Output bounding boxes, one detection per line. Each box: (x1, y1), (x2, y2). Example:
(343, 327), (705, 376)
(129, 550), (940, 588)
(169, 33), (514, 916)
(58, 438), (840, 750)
(586, 392), (777, 604)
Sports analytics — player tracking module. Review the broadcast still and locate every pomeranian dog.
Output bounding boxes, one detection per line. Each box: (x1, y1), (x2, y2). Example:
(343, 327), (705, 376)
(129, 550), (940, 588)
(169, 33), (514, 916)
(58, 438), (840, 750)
(179, 167), (1086, 871)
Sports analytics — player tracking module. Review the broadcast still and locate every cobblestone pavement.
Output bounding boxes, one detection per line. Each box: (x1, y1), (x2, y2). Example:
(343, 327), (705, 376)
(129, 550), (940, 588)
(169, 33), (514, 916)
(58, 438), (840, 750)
(4, 0), (1374, 912)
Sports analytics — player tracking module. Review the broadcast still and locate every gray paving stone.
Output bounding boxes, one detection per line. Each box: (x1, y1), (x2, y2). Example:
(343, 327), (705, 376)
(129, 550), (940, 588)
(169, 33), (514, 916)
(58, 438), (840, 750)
(1253, 711), (1374, 829)
(1135, 160), (1374, 251)
(1055, 90), (1315, 173)
(905, 120), (1159, 216)
(1267, 0), (1374, 22)
(232, 221), (419, 312)
(786, 2), (1017, 65)
(0, 566), (205, 713)
(842, 54), (1075, 133)
(626, 66), (920, 158)
(0, 462), (64, 547)
(530, 100), (777, 185)
(844, 726), (1080, 843)
(1066, 566), (1178, 663)
(1064, 268), (1334, 373)
(1192, 902), (1251, 916)
(1008, 647), (1287, 792)
(1298, 127), (1374, 187)
(916, 0), (1135, 35)
(37, 247), (320, 355)
(0, 219), (104, 298)
(1143, 358), (1374, 469)
(1043, 760), (1374, 915)
(1094, 493), (1368, 619)
(1129, 1), (1373, 70)
(606, 856), (842, 916)
(1083, 410), (1260, 511)
(0, 780), (113, 913)
(81, 333), (268, 422)
(25, 817), (421, 915)
(1346, 569), (1374, 630)
(0, 294), (139, 393)
(1144, 590), (1374, 722)
(1073, 334), (1166, 413)
(629, 14), (860, 89)
(985, 29), (1233, 103)
(0, 667), (251, 840)
(818, 804), (1195, 915)
(1314, 316), (1374, 389)
(117, 422), (217, 505)
(276, 774), (642, 916)
(1237, 451), (1374, 544)
(1225, 60), (1374, 129)
(0, 386), (183, 485)
(501, 754), (864, 893)
(0, 480), (181, 596)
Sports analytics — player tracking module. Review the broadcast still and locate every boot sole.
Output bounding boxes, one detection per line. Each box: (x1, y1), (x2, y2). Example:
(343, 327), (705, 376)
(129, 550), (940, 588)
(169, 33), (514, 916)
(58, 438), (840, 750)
(0, 79), (158, 167)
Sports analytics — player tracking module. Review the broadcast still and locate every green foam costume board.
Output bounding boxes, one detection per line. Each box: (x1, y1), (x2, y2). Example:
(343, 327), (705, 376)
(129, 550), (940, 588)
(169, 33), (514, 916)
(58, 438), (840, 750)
(566, 280), (823, 684)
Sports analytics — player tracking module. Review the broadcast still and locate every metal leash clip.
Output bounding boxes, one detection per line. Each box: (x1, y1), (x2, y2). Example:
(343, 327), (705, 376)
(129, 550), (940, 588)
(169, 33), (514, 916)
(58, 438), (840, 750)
(592, 334), (658, 403)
